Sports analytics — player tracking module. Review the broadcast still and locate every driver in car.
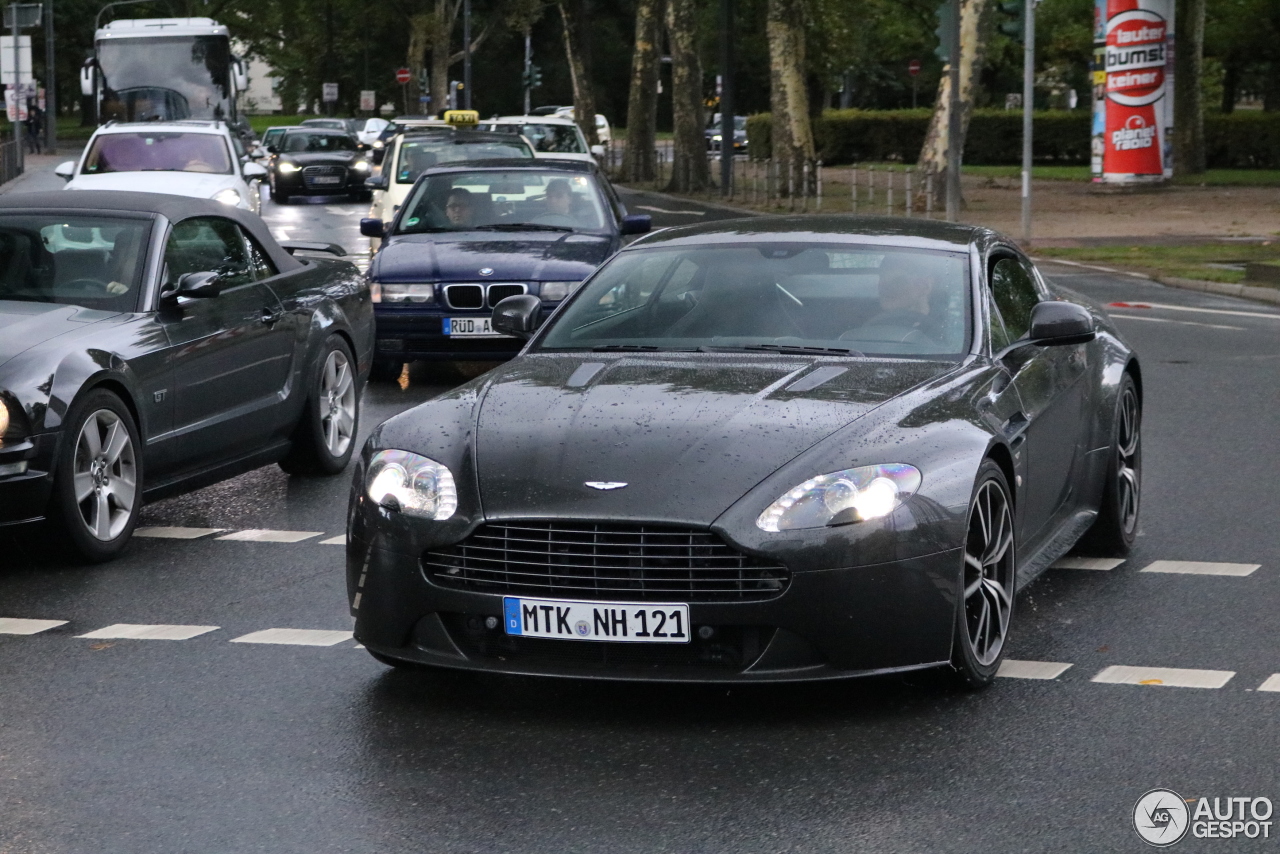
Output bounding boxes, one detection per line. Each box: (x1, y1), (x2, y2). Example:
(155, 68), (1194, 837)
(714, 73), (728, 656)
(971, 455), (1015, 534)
(444, 188), (476, 227)
(851, 255), (944, 345)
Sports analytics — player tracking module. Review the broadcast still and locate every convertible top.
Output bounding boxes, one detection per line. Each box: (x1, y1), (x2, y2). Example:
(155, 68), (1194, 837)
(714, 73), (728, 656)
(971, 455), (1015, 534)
(0, 190), (304, 273)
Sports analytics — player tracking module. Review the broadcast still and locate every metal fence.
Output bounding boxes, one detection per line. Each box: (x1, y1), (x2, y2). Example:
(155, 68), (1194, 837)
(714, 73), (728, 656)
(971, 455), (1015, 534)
(0, 138), (22, 188)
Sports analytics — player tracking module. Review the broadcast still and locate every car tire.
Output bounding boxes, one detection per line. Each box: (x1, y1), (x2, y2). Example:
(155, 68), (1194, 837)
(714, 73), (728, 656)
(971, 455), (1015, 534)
(50, 388), (142, 563)
(350, 190), (372, 203)
(272, 178), (290, 204)
(279, 335), (360, 476)
(949, 459), (1016, 689)
(1076, 373), (1141, 555)
(368, 358), (403, 383)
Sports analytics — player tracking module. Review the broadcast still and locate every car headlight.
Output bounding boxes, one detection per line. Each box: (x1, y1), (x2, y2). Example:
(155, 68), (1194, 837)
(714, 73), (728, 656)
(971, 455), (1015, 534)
(756, 464), (921, 532)
(373, 140), (384, 149)
(353, 159), (370, 171)
(712, 134), (723, 142)
(365, 450), (457, 519)
(212, 188), (243, 206)
(539, 280), (583, 302)
(277, 162), (300, 174)
(374, 283), (435, 304)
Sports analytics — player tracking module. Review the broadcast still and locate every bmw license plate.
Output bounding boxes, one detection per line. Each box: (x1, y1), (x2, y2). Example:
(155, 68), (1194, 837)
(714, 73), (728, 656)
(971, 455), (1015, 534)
(503, 596), (690, 643)
(444, 316), (506, 337)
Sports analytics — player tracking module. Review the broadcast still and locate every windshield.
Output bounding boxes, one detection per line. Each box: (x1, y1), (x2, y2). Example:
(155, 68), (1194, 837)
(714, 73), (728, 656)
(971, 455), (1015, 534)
(536, 244), (971, 359)
(261, 128), (286, 148)
(280, 132), (357, 153)
(397, 170), (608, 233)
(488, 123), (585, 154)
(97, 35), (231, 122)
(0, 215), (152, 312)
(395, 136), (534, 183)
(81, 132), (233, 175)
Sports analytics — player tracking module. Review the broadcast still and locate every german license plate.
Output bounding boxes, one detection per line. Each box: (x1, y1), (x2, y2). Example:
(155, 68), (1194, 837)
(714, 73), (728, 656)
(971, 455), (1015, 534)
(503, 596), (690, 643)
(311, 176), (341, 185)
(443, 316), (506, 337)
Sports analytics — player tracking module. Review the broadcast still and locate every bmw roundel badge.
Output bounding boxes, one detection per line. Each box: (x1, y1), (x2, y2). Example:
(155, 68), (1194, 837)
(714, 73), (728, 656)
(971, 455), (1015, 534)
(479, 267), (494, 276)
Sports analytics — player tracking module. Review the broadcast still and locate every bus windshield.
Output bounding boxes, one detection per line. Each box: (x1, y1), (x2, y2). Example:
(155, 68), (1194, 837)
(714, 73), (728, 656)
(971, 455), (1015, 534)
(97, 35), (231, 122)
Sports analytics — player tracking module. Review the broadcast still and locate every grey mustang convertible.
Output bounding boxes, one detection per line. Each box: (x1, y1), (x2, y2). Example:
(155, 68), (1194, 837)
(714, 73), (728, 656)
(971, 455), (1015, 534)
(346, 217), (1141, 688)
(0, 191), (373, 561)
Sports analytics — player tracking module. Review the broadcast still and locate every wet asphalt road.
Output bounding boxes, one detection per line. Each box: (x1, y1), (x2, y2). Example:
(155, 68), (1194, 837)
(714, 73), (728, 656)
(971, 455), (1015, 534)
(3, 183), (1280, 853)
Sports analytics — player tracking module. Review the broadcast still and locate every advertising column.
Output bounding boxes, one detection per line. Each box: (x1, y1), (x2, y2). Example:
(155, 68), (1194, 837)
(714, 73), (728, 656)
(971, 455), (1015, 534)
(1093, 0), (1176, 183)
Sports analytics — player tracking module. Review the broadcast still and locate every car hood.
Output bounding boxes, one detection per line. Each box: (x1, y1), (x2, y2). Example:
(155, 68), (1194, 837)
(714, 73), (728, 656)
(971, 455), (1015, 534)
(0, 301), (118, 372)
(66, 171), (240, 198)
(473, 353), (950, 524)
(276, 153), (361, 167)
(373, 231), (613, 283)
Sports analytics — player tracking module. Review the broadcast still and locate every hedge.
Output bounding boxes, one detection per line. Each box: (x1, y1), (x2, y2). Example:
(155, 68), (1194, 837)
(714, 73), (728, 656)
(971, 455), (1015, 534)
(746, 109), (1280, 169)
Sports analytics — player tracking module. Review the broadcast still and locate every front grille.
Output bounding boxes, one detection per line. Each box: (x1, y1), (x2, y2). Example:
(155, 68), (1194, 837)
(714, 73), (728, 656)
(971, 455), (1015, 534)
(444, 284), (484, 309)
(487, 284), (526, 305)
(440, 614), (772, 671)
(425, 521), (791, 602)
(302, 165), (346, 188)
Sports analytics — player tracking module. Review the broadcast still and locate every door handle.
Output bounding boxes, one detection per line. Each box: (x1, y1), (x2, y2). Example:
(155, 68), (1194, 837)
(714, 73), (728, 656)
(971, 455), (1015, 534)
(261, 307), (282, 326)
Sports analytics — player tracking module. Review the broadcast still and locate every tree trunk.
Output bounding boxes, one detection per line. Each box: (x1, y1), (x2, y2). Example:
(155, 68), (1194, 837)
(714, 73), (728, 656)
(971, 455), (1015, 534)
(766, 0), (815, 198)
(406, 12), (432, 115)
(558, 0), (600, 146)
(1221, 63), (1237, 114)
(621, 0), (663, 182)
(1174, 0), (1206, 174)
(665, 0), (706, 192)
(915, 0), (988, 207)
(430, 0), (451, 114)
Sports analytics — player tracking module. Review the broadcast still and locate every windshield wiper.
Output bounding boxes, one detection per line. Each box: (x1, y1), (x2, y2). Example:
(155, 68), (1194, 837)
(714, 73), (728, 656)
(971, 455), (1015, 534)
(476, 223), (574, 232)
(738, 344), (865, 357)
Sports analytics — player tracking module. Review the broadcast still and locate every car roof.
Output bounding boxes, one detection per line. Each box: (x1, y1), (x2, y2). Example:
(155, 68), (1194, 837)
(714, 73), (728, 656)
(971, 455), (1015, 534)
(626, 215), (991, 252)
(488, 116), (578, 126)
(96, 121), (227, 135)
(402, 129), (530, 144)
(282, 126), (352, 135)
(0, 191), (303, 272)
(420, 158), (596, 176)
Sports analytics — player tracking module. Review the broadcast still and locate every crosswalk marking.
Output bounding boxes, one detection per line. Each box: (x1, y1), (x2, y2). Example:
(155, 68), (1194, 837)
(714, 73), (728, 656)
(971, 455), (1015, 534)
(1052, 557), (1125, 571)
(1140, 560), (1260, 577)
(77, 624), (219, 641)
(134, 527), (225, 539)
(215, 529), (323, 543)
(997, 659), (1073, 680)
(0, 618), (68, 635)
(319, 535), (346, 545)
(1257, 675), (1280, 693)
(230, 629), (353, 646)
(1092, 665), (1235, 689)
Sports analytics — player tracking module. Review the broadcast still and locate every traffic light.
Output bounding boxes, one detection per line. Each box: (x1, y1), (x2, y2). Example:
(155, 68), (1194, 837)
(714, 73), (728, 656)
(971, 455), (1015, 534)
(529, 64), (542, 89)
(933, 1), (955, 62)
(997, 1), (1025, 39)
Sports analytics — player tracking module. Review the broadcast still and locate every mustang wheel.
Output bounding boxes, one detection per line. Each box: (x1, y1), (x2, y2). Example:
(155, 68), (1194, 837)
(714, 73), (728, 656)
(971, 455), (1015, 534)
(280, 335), (360, 476)
(951, 460), (1016, 688)
(1078, 373), (1141, 555)
(52, 389), (142, 562)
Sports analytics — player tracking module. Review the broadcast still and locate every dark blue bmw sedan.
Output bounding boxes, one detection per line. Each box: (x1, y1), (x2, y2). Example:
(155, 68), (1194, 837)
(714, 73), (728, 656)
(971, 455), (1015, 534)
(360, 159), (650, 378)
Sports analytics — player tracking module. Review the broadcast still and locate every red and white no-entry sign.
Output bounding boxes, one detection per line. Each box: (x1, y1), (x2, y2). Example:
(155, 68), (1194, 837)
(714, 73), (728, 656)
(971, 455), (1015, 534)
(395, 68), (412, 85)
(907, 59), (922, 77)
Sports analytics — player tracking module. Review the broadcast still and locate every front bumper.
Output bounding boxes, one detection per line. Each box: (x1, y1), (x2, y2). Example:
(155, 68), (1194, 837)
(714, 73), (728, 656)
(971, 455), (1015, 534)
(0, 433), (57, 525)
(374, 306), (526, 362)
(347, 536), (960, 683)
(274, 168), (367, 196)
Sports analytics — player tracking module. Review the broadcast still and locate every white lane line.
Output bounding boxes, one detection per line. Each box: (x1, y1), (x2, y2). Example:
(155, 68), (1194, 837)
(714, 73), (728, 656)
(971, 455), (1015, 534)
(1052, 557), (1125, 571)
(0, 618), (68, 635)
(633, 205), (706, 216)
(1140, 560), (1260, 577)
(1032, 257), (1151, 279)
(319, 535), (346, 545)
(1109, 301), (1280, 321)
(1092, 665), (1234, 689)
(216, 529), (323, 543)
(1258, 675), (1280, 692)
(997, 659), (1073, 680)
(274, 227), (293, 241)
(77, 624), (219, 641)
(134, 526), (225, 539)
(325, 206), (359, 216)
(1110, 313), (1244, 331)
(230, 628), (353, 646)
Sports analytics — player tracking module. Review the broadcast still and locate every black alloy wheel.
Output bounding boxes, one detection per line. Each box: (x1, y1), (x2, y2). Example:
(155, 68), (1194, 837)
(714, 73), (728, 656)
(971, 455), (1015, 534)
(950, 460), (1016, 689)
(1078, 372), (1141, 555)
(51, 388), (142, 562)
(279, 334), (360, 476)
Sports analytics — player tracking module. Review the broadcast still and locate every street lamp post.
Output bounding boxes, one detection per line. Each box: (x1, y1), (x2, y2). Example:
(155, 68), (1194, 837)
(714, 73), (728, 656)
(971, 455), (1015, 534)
(42, 0), (52, 153)
(462, 0), (471, 110)
(1020, 0), (1037, 243)
(718, 0), (733, 197)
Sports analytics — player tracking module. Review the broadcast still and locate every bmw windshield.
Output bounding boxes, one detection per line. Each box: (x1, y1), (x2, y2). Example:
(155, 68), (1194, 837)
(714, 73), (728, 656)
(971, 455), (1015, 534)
(396, 170), (610, 234)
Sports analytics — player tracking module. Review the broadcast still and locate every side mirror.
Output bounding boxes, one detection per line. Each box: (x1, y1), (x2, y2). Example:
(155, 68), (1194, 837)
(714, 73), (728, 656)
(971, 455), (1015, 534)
(364, 174), (388, 191)
(590, 144), (605, 158)
(1029, 301), (1096, 346)
(54, 161), (76, 180)
(359, 218), (386, 238)
(491, 294), (542, 340)
(266, 145), (279, 155)
(79, 62), (94, 97)
(619, 214), (651, 236)
(162, 271), (222, 302)
(242, 162), (268, 179)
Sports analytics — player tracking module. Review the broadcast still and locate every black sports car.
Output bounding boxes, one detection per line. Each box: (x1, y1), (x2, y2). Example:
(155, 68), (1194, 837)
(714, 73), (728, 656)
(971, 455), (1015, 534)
(360, 159), (650, 378)
(0, 191), (374, 561)
(346, 216), (1140, 687)
(267, 128), (372, 203)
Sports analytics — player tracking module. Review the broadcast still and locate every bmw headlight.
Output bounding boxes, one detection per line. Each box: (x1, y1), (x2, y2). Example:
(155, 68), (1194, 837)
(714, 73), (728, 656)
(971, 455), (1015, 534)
(756, 464), (921, 532)
(365, 450), (457, 519)
(539, 280), (583, 302)
(277, 162), (300, 174)
(212, 188), (243, 206)
(374, 283), (435, 304)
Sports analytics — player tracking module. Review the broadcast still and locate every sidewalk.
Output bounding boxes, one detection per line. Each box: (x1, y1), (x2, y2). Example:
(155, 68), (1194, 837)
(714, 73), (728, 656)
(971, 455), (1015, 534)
(0, 151), (76, 195)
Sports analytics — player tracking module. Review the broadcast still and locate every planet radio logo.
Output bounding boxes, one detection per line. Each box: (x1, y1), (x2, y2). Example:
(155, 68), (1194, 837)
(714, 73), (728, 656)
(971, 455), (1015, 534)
(1134, 789), (1190, 847)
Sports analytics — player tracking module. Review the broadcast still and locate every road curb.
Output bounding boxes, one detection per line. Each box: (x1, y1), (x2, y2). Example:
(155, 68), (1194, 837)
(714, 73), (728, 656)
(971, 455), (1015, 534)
(615, 185), (762, 217)
(1032, 257), (1280, 307)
